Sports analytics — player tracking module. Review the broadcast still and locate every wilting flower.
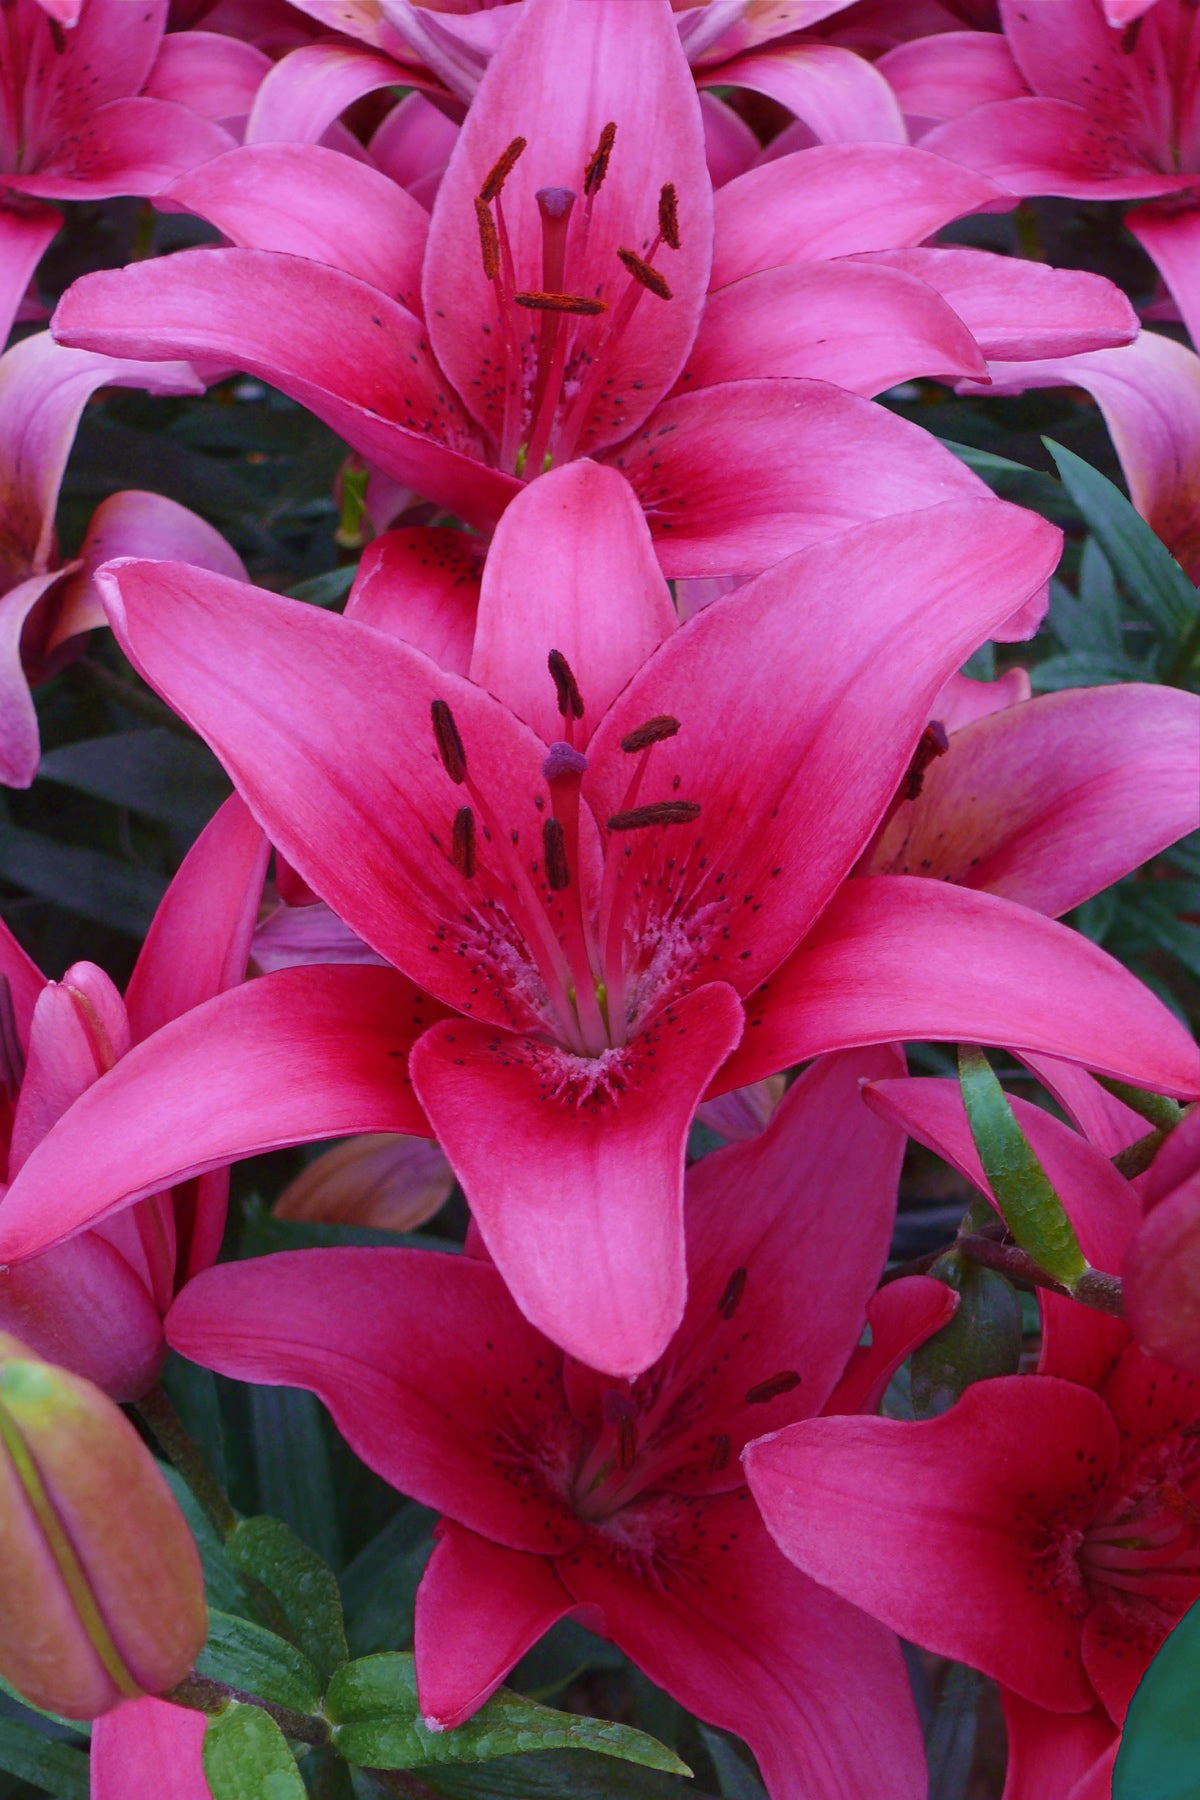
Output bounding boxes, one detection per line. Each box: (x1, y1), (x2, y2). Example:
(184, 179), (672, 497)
(0, 1331), (206, 1718)
(166, 1048), (945, 1799)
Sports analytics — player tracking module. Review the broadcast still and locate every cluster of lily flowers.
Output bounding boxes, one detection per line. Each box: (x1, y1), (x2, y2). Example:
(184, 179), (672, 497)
(2, 0), (1200, 1793)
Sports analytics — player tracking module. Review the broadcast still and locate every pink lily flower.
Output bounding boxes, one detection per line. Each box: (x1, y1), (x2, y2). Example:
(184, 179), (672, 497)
(165, 1048), (940, 1799)
(0, 0), (241, 346)
(52, 0), (1059, 583)
(23, 462), (1194, 1379)
(0, 331), (244, 787)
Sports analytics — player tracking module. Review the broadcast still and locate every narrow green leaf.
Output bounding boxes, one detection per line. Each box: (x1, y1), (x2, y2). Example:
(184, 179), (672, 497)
(1045, 440), (1199, 643)
(0, 1718), (88, 1799)
(939, 439), (1074, 521)
(1094, 1078), (1183, 1133)
(228, 1517), (348, 1682)
(0, 823), (166, 936)
(196, 1612), (323, 1716)
(1114, 1597), (1200, 1798)
(158, 1466), (252, 1618)
(286, 567), (356, 609)
(339, 1504), (437, 1657)
(37, 731), (229, 830)
(422, 1749), (709, 1799)
(248, 1388), (343, 1570)
(957, 1046), (1087, 1287)
(696, 1726), (766, 1800)
(202, 1705), (308, 1800)
(0, 1675), (89, 1738)
(325, 1653), (689, 1775)
(926, 1663), (980, 1800)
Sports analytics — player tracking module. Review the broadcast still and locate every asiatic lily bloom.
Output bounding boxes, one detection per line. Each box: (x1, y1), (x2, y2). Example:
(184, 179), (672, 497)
(51, 0), (1100, 585)
(0, 331), (244, 787)
(0, 1332), (205, 1720)
(19, 459), (1191, 1381)
(166, 1047), (948, 1799)
(885, 0), (1200, 345)
(0, 0), (246, 345)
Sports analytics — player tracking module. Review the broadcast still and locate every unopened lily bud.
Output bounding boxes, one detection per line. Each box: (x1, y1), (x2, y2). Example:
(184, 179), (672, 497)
(0, 1334), (206, 1718)
(274, 1133), (455, 1233)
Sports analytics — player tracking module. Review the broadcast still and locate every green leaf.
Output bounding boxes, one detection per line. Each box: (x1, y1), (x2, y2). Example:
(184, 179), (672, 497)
(0, 822), (166, 936)
(1044, 440), (1199, 645)
(957, 1046), (1087, 1287)
(37, 731), (229, 831)
(422, 1749), (709, 1799)
(696, 1726), (766, 1800)
(940, 439), (1074, 522)
(339, 1505), (437, 1658)
(196, 1612), (323, 1716)
(228, 1517), (348, 1682)
(202, 1705), (308, 1800)
(0, 1719), (88, 1798)
(248, 1388), (343, 1570)
(0, 1676), (89, 1738)
(286, 567), (356, 608)
(926, 1663), (980, 1800)
(1030, 650), (1140, 691)
(325, 1654), (689, 1775)
(158, 1466), (252, 1618)
(909, 1256), (1023, 1418)
(1114, 1596), (1200, 1798)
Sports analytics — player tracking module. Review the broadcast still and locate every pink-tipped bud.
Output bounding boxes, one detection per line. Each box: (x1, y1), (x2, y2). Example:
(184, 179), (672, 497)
(0, 1334), (206, 1719)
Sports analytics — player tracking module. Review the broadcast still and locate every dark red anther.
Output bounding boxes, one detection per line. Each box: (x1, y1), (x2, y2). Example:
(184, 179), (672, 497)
(0, 976), (24, 1102)
(479, 136), (526, 202)
(617, 1414), (638, 1472)
(717, 1266), (747, 1321)
(617, 248), (672, 301)
(451, 806), (476, 878)
(543, 741), (588, 782)
(431, 698), (467, 784)
(514, 291), (606, 315)
(542, 817), (571, 891)
(658, 183), (680, 250)
(902, 719), (950, 803)
(620, 715), (680, 754)
(474, 195), (500, 281)
(608, 801), (701, 831)
(745, 1371), (802, 1407)
(707, 1434), (731, 1474)
(547, 649), (584, 720)
(583, 120), (617, 196)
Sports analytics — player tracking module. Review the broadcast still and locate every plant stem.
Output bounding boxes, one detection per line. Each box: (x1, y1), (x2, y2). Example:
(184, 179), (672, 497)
(136, 1384), (239, 1540)
(168, 1672), (331, 1747)
(1112, 1125), (1171, 1180)
(958, 1236), (1124, 1316)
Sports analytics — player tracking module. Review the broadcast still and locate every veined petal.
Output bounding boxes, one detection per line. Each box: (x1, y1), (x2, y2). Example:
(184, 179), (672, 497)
(0, 570), (60, 789)
(346, 527), (482, 673)
(745, 1378), (1120, 1713)
(424, 0), (712, 459)
(1000, 1693), (1117, 1800)
(0, 965), (436, 1263)
(142, 31), (271, 126)
(587, 501), (1060, 995)
(410, 982), (745, 1377)
(166, 1246), (585, 1553)
(246, 42), (416, 145)
(273, 1132), (454, 1233)
(711, 143), (1001, 286)
(9, 967), (129, 1176)
(867, 685), (1200, 916)
(470, 462), (677, 746)
(878, 32), (1029, 129)
(10, 98), (235, 200)
(51, 251), (519, 531)
(164, 143), (430, 313)
(921, 98), (1196, 201)
(724, 876), (1200, 1100)
(91, 1698), (210, 1800)
(0, 915), (45, 1048)
(823, 1277), (959, 1418)
(699, 44), (905, 145)
(1127, 206), (1200, 367)
(0, 1235), (164, 1401)
(0, 203), (61, 349)
(415, 1524), (575, 1729)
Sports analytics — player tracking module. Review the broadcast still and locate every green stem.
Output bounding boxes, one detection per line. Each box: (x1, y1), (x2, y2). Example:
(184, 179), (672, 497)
(168, 1672), (331, 1747)
(1112, 1125), (1171, 1180)
(958, 1236), (1124, 1316)
(136, 1385), (239, 1540)
(1095, 1077), (1184, 1133)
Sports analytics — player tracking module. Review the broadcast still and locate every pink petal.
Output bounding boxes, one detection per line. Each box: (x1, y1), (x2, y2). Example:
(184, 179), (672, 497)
(415, 1524), (574, 1729)
(1124, 1180), (1200, 1378)
(166, 1246), (585, 1553)
(0, 1234), (164, 1401)
(679, 259), (987, 397)
(0, 570), (61, 788)
(1000, 1693), (1118, 1800)
(745, 1377), (1120, 1712)
(51, 251), (519, 531)
(124, 793), (268, 1042)
(921, 98), (1196, 201)
(823, 1276), (959, 1417)
(867, 685), (1200, 916)
(8, 965), (129, 1176)
(345, 527), (481, 672)
(1000, 0), (1177, 128)
(608, 378), (1030, 580)
(91, 1698), (211, 1800)
(423, 0), (712, 458)
(562, 1500), (927, 1800)
(369, 91), (460, 199)
(250, 901), (386, 976)
(0, 916), (45, 1047)
(1021, 1053), (1148, 1158)
(273, 1132), (454, 1232)
(700, 44), (905, 144)
(9, 98), (235, 201)
(98, 557), (555, 1027)
(245, 42), (412, 145)
(983, 329), (1200, 581)
(0, 202), (61, 348)
(855, 245), (1139, 360)
(932, 667), (1031, 731)
(164, 143), (429, 314)
(711, 143), (1001, 286)
(877, 32), (1029, 128)
(1127, 204), (1200, 357)
(587, 499), (1060, 995)
(48, 488), (248, 648)
(409, 982), (745, 1377)
(0, 965), (435, 1263)
(143, 30), (272, 124)
(726, 876), (1200, 1100)
(698, 91), (759, 188)
(470, 462), (677, 746)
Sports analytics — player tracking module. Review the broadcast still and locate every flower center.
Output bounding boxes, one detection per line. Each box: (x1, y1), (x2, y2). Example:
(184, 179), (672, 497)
(472, 123), (681, 475)
(1081, 1457), (1200, 1630)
